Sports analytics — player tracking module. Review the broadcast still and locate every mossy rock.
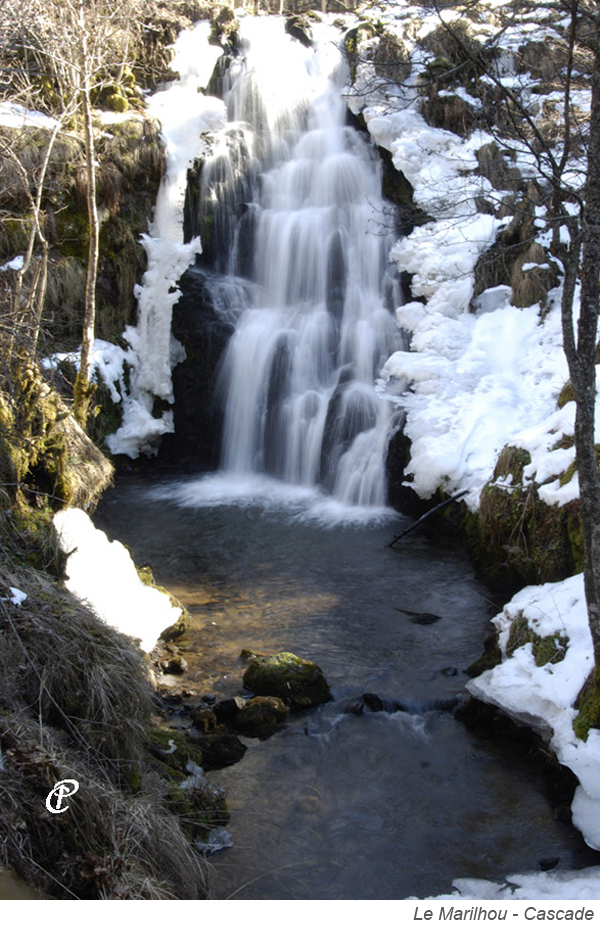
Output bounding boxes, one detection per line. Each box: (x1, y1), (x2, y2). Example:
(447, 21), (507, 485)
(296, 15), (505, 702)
(233, 696), (290, 740)
(136, 563), (191, 642)
(208, 4), (239, 50)
(187, 733), (246, 770)
(420, 89), (477, 136)
(148, 726), (204, 776)
(103, 92), (130, 114)
(344, 21), (379, 83)
(373, 31), (410, 86)
(467, 444), (582, 590)
(242, 652), (332, 710)
(573, 670), (600, 742)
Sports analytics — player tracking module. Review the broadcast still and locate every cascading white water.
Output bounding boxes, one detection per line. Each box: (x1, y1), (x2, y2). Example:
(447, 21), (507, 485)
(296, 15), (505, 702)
(195, 18), (404, 506)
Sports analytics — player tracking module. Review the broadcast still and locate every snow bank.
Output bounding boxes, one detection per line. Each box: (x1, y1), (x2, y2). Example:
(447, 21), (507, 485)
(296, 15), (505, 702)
(53, 508), (181, 653)
(428, 865), (600, 900)
(363, 100), (575, 508)
(467, 574), (600, 851)
(350, 6), (590, 512)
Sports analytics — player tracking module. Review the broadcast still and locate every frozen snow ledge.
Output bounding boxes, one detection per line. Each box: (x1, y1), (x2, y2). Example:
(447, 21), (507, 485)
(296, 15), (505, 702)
(53, 508), (182, 654)
(466, 574), (600, 851)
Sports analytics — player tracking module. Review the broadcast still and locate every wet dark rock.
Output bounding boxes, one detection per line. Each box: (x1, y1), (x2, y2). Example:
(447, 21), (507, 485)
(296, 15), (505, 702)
(156, 264), (234, 470)
(202, 693), (216, 705)
(466, 630), (502, 678)
(189, 733), (247, 770)
(192, 708), (218, 733)
(344, 693), (410, 715)
(345, 698), (365, 715)
(539, 857), (560, 872)
(243, 651), (332, 710)
(214, 696), (248, 723)
(434, 696), (463, 713)
(363, 692), (385, 713)
(233, 695), (290, 740)
(285, 15), (314, 49)
(161, 655), (188, 675)
(408, 612), (441, 625)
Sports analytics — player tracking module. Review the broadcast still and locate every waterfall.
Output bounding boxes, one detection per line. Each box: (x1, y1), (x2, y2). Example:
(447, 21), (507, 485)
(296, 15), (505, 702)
(186, 18), (405, 507)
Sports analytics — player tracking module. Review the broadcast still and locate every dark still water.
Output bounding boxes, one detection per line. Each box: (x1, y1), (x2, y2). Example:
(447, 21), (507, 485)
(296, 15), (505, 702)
(94, 473), (600, 900)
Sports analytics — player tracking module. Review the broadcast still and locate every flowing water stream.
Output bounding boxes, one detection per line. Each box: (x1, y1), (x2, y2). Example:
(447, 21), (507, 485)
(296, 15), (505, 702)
(94, 17), (600, 899)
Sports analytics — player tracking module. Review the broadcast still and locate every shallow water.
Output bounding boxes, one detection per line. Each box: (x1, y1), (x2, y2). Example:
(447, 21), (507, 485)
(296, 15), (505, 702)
(94, 474), (600, 900)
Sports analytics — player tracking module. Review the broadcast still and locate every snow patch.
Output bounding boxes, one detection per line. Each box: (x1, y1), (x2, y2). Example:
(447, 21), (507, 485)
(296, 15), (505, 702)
(53, 508), (181, 653)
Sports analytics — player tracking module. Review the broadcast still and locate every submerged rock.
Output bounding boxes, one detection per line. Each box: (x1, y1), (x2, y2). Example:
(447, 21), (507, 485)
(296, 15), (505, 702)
(242, 651), (332, 710)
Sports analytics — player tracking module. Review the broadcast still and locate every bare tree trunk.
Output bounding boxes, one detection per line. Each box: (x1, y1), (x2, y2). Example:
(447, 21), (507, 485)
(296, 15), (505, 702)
(574, 26), (600, 670)
(73, 2), (99, 426)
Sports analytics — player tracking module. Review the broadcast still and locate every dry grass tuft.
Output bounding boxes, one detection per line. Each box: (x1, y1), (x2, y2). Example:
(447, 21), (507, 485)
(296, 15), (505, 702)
(0, 557), (210, 899)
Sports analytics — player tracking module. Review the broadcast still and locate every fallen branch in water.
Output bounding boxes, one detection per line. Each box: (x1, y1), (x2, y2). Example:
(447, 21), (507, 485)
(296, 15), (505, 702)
(387, 489), (468, 548)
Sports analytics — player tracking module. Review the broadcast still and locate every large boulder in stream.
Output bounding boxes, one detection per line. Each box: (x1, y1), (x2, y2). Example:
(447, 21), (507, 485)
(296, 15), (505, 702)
(243, 652), (332, 711)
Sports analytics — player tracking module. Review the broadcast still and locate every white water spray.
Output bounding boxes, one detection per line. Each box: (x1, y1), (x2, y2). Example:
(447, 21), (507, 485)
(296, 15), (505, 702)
(200, 18), (404, 506)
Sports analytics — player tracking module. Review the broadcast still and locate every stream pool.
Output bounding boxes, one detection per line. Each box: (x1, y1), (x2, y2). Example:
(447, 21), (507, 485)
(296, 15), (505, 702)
(94, 473), (600, 900)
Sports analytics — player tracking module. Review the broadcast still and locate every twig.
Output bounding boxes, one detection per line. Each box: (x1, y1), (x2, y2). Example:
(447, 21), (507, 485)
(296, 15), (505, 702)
(387, 489), (468, 548)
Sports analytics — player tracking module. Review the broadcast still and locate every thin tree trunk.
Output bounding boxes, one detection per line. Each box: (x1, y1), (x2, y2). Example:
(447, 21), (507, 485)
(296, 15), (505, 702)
(73, 2), (99, 426)
(572, 25), (600, 671)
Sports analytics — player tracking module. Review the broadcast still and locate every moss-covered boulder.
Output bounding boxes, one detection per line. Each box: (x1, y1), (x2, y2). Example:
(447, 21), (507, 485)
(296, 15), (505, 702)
(242, 651), (332, 710)
(233, 696), (290, 740)
(373, 31), (410, 86)
(465, 445), (582, 591)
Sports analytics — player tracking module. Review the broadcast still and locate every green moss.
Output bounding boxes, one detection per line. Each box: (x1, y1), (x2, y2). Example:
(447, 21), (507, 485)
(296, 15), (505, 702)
(557, 381), (575, 408)
(0, 216), (34, 258)
(148, 727), (204, 775)
(573, 670), (600, 741)
(506, 612), (569, 666)
(567, 506), (584, 572)
(148, 727), (228, 842)
(468, 444), (582, 590)
(104, 92), (129, 113)
(55, 205), (89, 260)
(344, 21), (379, 82)
(242, 651), (331, 710)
